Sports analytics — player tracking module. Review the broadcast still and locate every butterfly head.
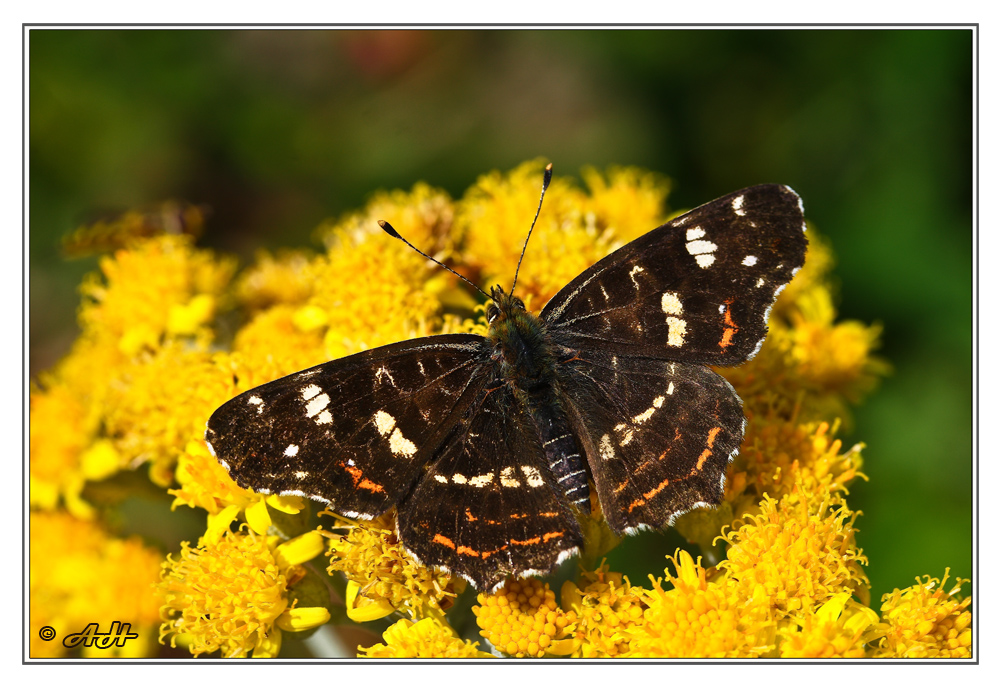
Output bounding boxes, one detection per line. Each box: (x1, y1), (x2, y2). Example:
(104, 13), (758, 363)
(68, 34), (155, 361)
(486, 285), (526, 325)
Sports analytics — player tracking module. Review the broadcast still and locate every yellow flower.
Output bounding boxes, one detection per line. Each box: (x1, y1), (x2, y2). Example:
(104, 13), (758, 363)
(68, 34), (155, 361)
(561, 564), (645, 657)
(61, 200), (207, 257)
(311, 184), (454, 360)
(580, 165), (670, 243)
(473, 578), (577, 657)
(158, 526), (328, 658)
(778, 592), (881, 658)
(718, 491), (870, 618)
(872, 570), (971, 658)
(629, 550), (772, 657)
(29, 382), (96, 517)
(168, 440), (305, 541)
(458, 160), (625, 309)
(78, 234), (234, 355)
(227, 305), (330, 390)
(233, 249), (319, 312)
(30, 511), (163, 658)
(103, 344), (236, 486)
(327, 514), (464, 622)
(358, 618), (492, 658)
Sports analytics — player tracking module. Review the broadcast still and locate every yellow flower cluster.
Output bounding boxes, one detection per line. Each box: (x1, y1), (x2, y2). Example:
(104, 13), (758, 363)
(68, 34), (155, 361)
(327, 514), (464, 623)
(158, 526), (328, 658)
(473, 578), (577, 657)
(873, 571), (972, 658)
(359, 618), (492, 658)
(629, 550), (772, 657)
(30, 161), (969, 659)
(30, 511), (163, 658)
(561, 565), (645, 657)
(719, 491), (870, 616)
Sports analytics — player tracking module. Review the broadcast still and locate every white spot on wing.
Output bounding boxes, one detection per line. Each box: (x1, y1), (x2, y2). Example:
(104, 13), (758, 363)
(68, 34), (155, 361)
(599, 434), (615, 461)
(434, 474), (448, 484)
(375, 366), (396, 387)
(695, 254), (715, 269)
(667, 381), (675, 395)
(374, 410), (396, 436)
(666, 316), (687, 346)
(500, 467), (521, 488)
(629, 264), (645, 289)
(686, 227), (705, 241)
(300, 385), (321, 401)
(661, 291), (683, 316)
(389, 427), (417, 457)
(469, 472), (494, 487)
(305, 393), (330, 418)
(452, 473), (468, 484)
(284, 444), (299, 457)
(686, 239), (716, 255)
(732, 195), (746, 216)
(521, 465), (544, 487)
(316, 410), (332, 425)
(633, 406), (656, 424)
(742, 255), (758, 266)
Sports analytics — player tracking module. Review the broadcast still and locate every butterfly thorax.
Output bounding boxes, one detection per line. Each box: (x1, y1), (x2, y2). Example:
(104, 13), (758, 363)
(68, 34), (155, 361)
(486, 286), (556, 388)
(485, 286), (591, 511)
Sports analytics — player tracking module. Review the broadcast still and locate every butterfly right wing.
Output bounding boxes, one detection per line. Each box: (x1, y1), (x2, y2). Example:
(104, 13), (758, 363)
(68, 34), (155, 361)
(206, 334), (489, 519)
(541, 184), (807, 366)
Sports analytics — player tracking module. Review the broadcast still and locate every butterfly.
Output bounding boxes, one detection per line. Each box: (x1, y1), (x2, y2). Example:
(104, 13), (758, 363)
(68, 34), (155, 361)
(206, 172), (807, 591)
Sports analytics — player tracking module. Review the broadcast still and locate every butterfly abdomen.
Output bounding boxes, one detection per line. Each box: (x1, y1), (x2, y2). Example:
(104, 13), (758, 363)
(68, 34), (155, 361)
(486, 298), (590, 512)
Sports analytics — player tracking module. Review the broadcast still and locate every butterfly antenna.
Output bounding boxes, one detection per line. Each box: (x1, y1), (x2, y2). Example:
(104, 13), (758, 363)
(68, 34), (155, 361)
(378, 219), (490, 299)
(511, 163), (553, 295)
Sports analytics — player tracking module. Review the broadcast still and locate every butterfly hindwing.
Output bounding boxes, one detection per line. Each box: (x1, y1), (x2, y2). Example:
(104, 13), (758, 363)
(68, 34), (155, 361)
(206, 334), (488, 518)
(397, 382), (583, 590)
(542, 184), (807, 366)
(557, 351), (744, 534)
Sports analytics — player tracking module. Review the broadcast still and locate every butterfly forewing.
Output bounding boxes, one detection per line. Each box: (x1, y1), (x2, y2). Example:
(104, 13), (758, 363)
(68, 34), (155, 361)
(397, 382), (582, 590)
(206, 334), (488, 518)
(557, 352), (744, 533)
(542, 184), (807, 366)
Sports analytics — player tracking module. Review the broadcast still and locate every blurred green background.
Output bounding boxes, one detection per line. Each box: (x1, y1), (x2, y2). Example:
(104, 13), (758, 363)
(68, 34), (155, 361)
(29, 29), (973, 604)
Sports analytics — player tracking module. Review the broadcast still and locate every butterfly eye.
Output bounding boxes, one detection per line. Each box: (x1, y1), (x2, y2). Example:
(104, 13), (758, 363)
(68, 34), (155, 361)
(486, 304), (500, 323)
(512, 297), (525, 311)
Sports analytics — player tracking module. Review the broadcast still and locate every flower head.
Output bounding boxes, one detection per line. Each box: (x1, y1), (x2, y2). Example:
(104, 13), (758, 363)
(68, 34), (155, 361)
(30, 511), (163, 658)
(778, 592), (881, 658)
(561, 564), (645, 657)
(629, 550), (772, 657)
(327, 514), (464, 623)
(473, 578), (577, 657)
(359, 618), (492, 658)
(872, 570), (971, 658)
(158, 526), (328, 658)
(718, 491), (870, 618)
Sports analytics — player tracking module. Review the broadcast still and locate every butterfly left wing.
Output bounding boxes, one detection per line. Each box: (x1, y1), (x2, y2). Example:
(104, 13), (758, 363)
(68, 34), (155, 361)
(206, 334), (488, 520)
(541, 184), (807, 366)
(397, 382), (583, 590)
(557, 351), (744, 534)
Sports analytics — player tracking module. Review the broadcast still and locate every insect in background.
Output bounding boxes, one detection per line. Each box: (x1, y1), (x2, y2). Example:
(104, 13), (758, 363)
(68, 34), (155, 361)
(206, 166), (807, 590)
